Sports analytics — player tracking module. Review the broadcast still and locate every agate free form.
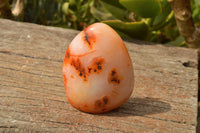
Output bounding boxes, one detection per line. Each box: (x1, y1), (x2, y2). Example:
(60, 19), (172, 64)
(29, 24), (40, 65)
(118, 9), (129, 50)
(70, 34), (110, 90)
(63, 23), (134, 113)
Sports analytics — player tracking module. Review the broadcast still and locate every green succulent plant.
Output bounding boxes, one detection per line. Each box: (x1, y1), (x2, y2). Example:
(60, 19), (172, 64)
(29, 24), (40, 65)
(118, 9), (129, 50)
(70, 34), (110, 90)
(91, 0), (180, 45)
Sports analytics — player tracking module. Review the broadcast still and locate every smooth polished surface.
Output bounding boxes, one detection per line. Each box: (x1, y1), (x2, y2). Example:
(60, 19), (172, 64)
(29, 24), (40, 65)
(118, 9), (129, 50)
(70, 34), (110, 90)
(63, 23), (134, 113)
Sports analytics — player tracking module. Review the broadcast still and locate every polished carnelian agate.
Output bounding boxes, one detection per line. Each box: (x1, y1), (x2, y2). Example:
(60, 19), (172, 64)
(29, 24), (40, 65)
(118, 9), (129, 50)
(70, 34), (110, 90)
(63, 23), (134, 113)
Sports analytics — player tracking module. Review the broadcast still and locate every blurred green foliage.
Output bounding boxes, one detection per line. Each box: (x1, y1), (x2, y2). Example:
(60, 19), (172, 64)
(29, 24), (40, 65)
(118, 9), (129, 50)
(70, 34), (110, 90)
(92, 0), (177, 45)
(1, 0), (200, 46)
(17, 0), (97, 30)
(92, 0), (200, 46)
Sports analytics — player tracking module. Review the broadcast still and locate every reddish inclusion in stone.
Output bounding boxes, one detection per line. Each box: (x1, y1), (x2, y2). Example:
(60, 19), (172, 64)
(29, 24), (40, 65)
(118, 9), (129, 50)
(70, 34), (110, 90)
(70, 58), (87, 81)
(94, 96), (109, 111)
(64, 46), (105, 81)
(82, 26), (96, 49)
(63, 74), (67, 91)
(68, 58), (105, 81)
(108, 68), (121, 84)
(65, 48), (70, 59)
(63, 46), (71, 66)
(87, 58), (104, 74)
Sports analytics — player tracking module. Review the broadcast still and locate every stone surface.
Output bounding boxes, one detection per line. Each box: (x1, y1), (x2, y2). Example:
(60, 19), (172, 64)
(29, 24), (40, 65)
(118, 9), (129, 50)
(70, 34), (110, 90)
(0, 19), (198, 132)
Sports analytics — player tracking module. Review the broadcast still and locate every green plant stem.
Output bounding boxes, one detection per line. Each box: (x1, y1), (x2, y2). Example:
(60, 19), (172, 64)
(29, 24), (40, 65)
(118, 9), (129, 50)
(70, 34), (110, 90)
(168, 0), (200, 50)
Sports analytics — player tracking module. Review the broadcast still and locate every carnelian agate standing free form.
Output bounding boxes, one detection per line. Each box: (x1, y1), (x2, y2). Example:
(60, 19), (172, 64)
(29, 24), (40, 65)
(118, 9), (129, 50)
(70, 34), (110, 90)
(63, 23), (134, 113)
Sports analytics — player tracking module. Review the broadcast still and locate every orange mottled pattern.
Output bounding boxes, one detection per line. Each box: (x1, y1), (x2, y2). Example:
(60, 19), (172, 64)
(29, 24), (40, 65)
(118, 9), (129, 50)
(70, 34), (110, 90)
(63, 23), (133, 114)
(108, 68), (122, 84)
(82, 26), (96, 49)
(87, 58), (104, 74)
(63, 45), (105, 81)
(94, 96), (109, 112)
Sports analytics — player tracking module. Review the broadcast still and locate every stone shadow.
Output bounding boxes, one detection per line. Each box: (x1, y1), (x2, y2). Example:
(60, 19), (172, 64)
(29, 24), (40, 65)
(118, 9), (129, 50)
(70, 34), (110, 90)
(98, 97), (171, 117)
